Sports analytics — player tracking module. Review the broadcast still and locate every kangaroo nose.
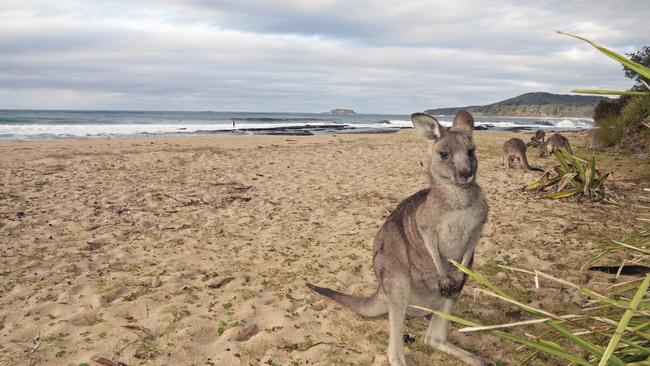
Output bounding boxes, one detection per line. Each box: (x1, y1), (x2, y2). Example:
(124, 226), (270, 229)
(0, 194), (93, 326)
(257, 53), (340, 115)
(458, 169), (473, 179)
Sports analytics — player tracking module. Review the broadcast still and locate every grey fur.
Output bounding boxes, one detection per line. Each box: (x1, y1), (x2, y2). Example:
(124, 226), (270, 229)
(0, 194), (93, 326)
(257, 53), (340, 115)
(307, 111), (491, 366)
(502, 138), (544, 172)
(539, 133), (571, 157)
(527, 130), (546, 147)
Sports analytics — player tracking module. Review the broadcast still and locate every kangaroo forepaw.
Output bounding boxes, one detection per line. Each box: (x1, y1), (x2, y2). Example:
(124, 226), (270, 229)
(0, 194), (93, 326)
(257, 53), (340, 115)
(439, 273), (466, 298)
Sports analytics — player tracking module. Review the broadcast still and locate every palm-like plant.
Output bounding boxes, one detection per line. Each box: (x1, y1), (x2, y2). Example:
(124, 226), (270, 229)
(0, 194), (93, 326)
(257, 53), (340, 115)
(525, 149), (610, 200)
(556, 30), (650, 96)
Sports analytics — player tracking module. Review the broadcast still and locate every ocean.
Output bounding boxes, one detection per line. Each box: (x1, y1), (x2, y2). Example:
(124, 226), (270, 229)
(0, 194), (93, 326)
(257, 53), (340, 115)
(0, 110), (594, 141)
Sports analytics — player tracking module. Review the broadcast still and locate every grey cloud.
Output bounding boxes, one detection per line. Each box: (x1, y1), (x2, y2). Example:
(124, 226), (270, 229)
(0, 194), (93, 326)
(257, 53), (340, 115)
(0, 0), (647, 112)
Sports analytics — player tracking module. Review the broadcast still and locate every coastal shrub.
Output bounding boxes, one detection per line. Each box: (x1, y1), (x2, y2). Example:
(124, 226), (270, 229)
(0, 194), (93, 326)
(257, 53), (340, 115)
(556, 31), (650, 154)
(593, 96), (630, 147)
(593, 95), (650, 152)
(617, 94), (650, 154)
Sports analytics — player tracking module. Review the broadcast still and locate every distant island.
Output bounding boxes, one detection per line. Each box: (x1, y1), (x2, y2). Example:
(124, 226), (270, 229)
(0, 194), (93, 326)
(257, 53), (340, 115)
(328, 108), (356, 115)
(425, 92), (609, 118)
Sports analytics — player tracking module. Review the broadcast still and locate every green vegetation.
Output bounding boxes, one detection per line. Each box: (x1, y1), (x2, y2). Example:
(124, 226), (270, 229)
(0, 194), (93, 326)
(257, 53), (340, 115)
(624, 46), (650, 91)
(594, 95), (650, 153)
(425, 92), (606, 118)
(555, 31), (650, 154)
(525, 149), (610, 200)
(413, 228), (650, 365)
(417, 31), (650, 365)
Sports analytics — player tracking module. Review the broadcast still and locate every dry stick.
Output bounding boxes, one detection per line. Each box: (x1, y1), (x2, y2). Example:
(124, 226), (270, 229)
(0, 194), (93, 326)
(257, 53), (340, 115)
(616, 259), (626, 279)
(459, 315), (580, 333)
(499, 264), (650, 316)
(276, 341), (360, 353)
(608, 277), (644, 290)
(474, 288), (564, 321)
(612, 240), (650, 255)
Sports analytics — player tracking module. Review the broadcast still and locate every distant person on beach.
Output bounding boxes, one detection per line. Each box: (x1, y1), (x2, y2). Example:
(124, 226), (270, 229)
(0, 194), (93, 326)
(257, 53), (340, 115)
(232, 120), (236, 128)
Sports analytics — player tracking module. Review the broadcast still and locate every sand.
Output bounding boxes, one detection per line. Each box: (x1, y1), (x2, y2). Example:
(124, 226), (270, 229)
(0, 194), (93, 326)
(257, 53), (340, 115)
(1, 130), (648, 366)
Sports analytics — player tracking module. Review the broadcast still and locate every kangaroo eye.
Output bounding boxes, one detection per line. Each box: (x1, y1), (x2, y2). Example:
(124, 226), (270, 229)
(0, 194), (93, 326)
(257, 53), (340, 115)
(468, 148), (475, 156)
(439, 151), (449, 160)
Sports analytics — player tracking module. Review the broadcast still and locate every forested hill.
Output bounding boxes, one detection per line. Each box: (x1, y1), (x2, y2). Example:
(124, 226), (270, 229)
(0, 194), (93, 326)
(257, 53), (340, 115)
(425, 92), (609, 118)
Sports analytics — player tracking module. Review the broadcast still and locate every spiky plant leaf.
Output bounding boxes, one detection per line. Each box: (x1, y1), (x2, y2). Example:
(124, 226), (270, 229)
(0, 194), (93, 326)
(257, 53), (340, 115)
(544, 186), (584, 199)
(554, 150), (571, 173)
(557, 30), (650, 80)
(573, 89), (650, 96)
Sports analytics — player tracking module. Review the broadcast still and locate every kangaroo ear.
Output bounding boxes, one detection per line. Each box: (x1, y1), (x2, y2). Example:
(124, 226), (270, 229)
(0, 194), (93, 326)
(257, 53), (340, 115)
(451, 110), (474, 136)
(411, 113), (444, 141)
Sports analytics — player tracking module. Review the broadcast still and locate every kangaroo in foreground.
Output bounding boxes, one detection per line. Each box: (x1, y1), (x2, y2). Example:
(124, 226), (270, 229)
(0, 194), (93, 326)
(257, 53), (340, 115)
(307, 111), (491, 366)
(502, 138), (544, 172)
(539, 133), (571, 157)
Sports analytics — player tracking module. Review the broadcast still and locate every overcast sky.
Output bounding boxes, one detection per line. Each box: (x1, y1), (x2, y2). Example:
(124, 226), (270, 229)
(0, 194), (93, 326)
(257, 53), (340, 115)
(1, 1), (648, 113)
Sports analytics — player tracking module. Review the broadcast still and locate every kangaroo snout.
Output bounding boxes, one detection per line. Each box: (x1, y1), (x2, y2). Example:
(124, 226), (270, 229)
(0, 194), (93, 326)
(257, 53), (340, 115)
(458, 169), (473, 179)
(456, 169), (475, 186)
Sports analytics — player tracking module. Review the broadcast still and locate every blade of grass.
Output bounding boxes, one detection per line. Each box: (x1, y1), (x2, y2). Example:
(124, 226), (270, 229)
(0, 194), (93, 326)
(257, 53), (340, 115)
(452, 261), (627, 366)
(544, 186), (583, 199)
(459, 315), (581, 333)
(584, 157), (595, 196)
(556, 30), (650, 80)
(599, 274), (650, 366)
(612, 240), (650, 255)
(554, 150), (570, 173)
(409, 305), (595, 366)
(573, 90), (650, 96)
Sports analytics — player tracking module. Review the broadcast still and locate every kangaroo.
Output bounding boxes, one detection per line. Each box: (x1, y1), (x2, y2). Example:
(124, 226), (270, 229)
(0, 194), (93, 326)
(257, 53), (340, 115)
(502, 138), (544, 172)
(526, 130), (545, 147)
(307, 111), (491, 366)
(539, 133), (571, 157)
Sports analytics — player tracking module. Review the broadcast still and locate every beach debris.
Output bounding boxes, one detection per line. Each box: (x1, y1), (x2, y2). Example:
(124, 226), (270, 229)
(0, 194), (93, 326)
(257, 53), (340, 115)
(588, 265), (650, 276)
(150, 274), (162, 288)
(84, 237), (109, 251)
(92, 356), (129, 366)
(207, 276), (235, 289)
(16, 210), (25, 218)
(276, 340), (361, 353)
(215, 195), (252, 208)
(233, 323), (259, 342)
(122, 324), (154, 340)
(183, 198), (209, 206)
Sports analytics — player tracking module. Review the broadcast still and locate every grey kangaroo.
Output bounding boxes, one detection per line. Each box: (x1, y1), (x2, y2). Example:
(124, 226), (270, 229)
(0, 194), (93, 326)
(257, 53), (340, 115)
(539, 133), (571, 157)
(502, 138), (544, 172)
(307, 111), (491, 366)
(527, 130), (545, 147)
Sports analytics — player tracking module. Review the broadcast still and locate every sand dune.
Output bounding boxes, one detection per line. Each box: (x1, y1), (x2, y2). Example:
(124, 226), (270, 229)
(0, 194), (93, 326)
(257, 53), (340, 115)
(0, 130), (647, 365)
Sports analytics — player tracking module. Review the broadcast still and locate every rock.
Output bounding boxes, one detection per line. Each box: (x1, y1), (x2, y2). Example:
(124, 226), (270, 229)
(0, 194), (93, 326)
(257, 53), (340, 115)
(328, 109), (356, 115)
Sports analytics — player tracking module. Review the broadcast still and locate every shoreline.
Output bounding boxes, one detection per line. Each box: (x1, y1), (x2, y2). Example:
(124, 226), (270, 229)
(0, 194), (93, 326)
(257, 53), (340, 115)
(0, 124), (592, 142)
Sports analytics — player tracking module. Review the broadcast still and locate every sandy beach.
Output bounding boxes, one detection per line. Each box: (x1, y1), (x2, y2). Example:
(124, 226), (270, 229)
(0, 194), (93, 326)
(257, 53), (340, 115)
(1, 129), (649, 366)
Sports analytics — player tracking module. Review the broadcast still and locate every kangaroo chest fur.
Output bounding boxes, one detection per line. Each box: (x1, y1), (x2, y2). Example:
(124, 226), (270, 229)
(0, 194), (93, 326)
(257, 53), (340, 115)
(407, 186), (487, 281)
(432, 206), (483, 260)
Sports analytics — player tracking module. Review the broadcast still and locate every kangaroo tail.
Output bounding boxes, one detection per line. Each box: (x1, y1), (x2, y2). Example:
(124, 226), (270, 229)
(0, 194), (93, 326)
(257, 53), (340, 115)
(306, 282), (387, 318)
(520, 153), (544, 172)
